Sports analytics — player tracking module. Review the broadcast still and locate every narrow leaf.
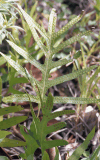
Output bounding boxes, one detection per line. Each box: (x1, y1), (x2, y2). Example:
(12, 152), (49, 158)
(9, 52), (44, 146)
(0, 138), (26, 147)
(42, 151), (50, 160)
(46, 122), (66, 135)
(47, 65), (97, 88)
(48, 110), (75, 121)
(0, 105), (24, 116)
(43, 139), (68, 150)
(2, 94), (40, 103)
(7, 40), (44, 72)
(90, 145), (100, 160)
(52, 31), (91, 55)
(68, 127), (95, 160)
(0, 52), (27, 78)
(52, 13), (83, 41)
(48, 8), (57, 35)
(18, 4), (48, 40)
(0, 116), (27, 130)
(53, 96), (100, 104)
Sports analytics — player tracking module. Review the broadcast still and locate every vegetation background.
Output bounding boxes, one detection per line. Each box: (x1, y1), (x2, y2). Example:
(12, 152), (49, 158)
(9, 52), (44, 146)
(0, 0), (100, 159)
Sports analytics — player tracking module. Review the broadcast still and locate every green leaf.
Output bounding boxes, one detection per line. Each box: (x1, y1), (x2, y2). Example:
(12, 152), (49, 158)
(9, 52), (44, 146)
(0, 156), (9, 160)
(47, 65), (97, 88)
(0, 52), (27, 78)
(18, 4), (48, 40)
(90, 145), (100, 160)
(7, 40), (44, 72)
(68, 127), (95, 160)
(0, 138), (26, 147)
(43, 139), (68, 150)
(0, 77), (2, 102)
(42, 151), (50, 160)
(52, 30), (91, 55)
(54, 147), (59, 160)
(0, 116), (27, 130)
(0, 105), (24, 116)
(53, 96), (100, 104)
(48, 8), (57, 36)
(0, 131), (11, 143)
(2, 94), (39, 103)
(52, 12), (83, 41)
(47, 110), (75, 121)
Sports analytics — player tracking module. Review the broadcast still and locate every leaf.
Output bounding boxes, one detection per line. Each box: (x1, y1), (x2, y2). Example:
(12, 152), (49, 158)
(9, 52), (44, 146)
(52, 12), (83, 41)
(0, 77), (2, 102)
(53, 96), (100, 104)
(0, 156), (9, 160)
(0, 138), (26, 147)
(43, 139), (68, 150)
(18, 5), (49, 55)
(90, 145), (100, 160)
(68, 127), (95, 160)
(42, 151), (50, 160)
(0, 105), (24, 116)
(0, 52), (27, 78)
(47, 65), (97, 88)
(7, 40), (44, 72)
(52, 30), (91, 55)
(48, 8), (57, 37)
(2, 94), (39, 103)
(0, 116), (27, 130)
(54, 147), (59, 160)
(18, 4), (48, 40)
(47, 110), (75, 121)
(0, 131), (11, 143)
